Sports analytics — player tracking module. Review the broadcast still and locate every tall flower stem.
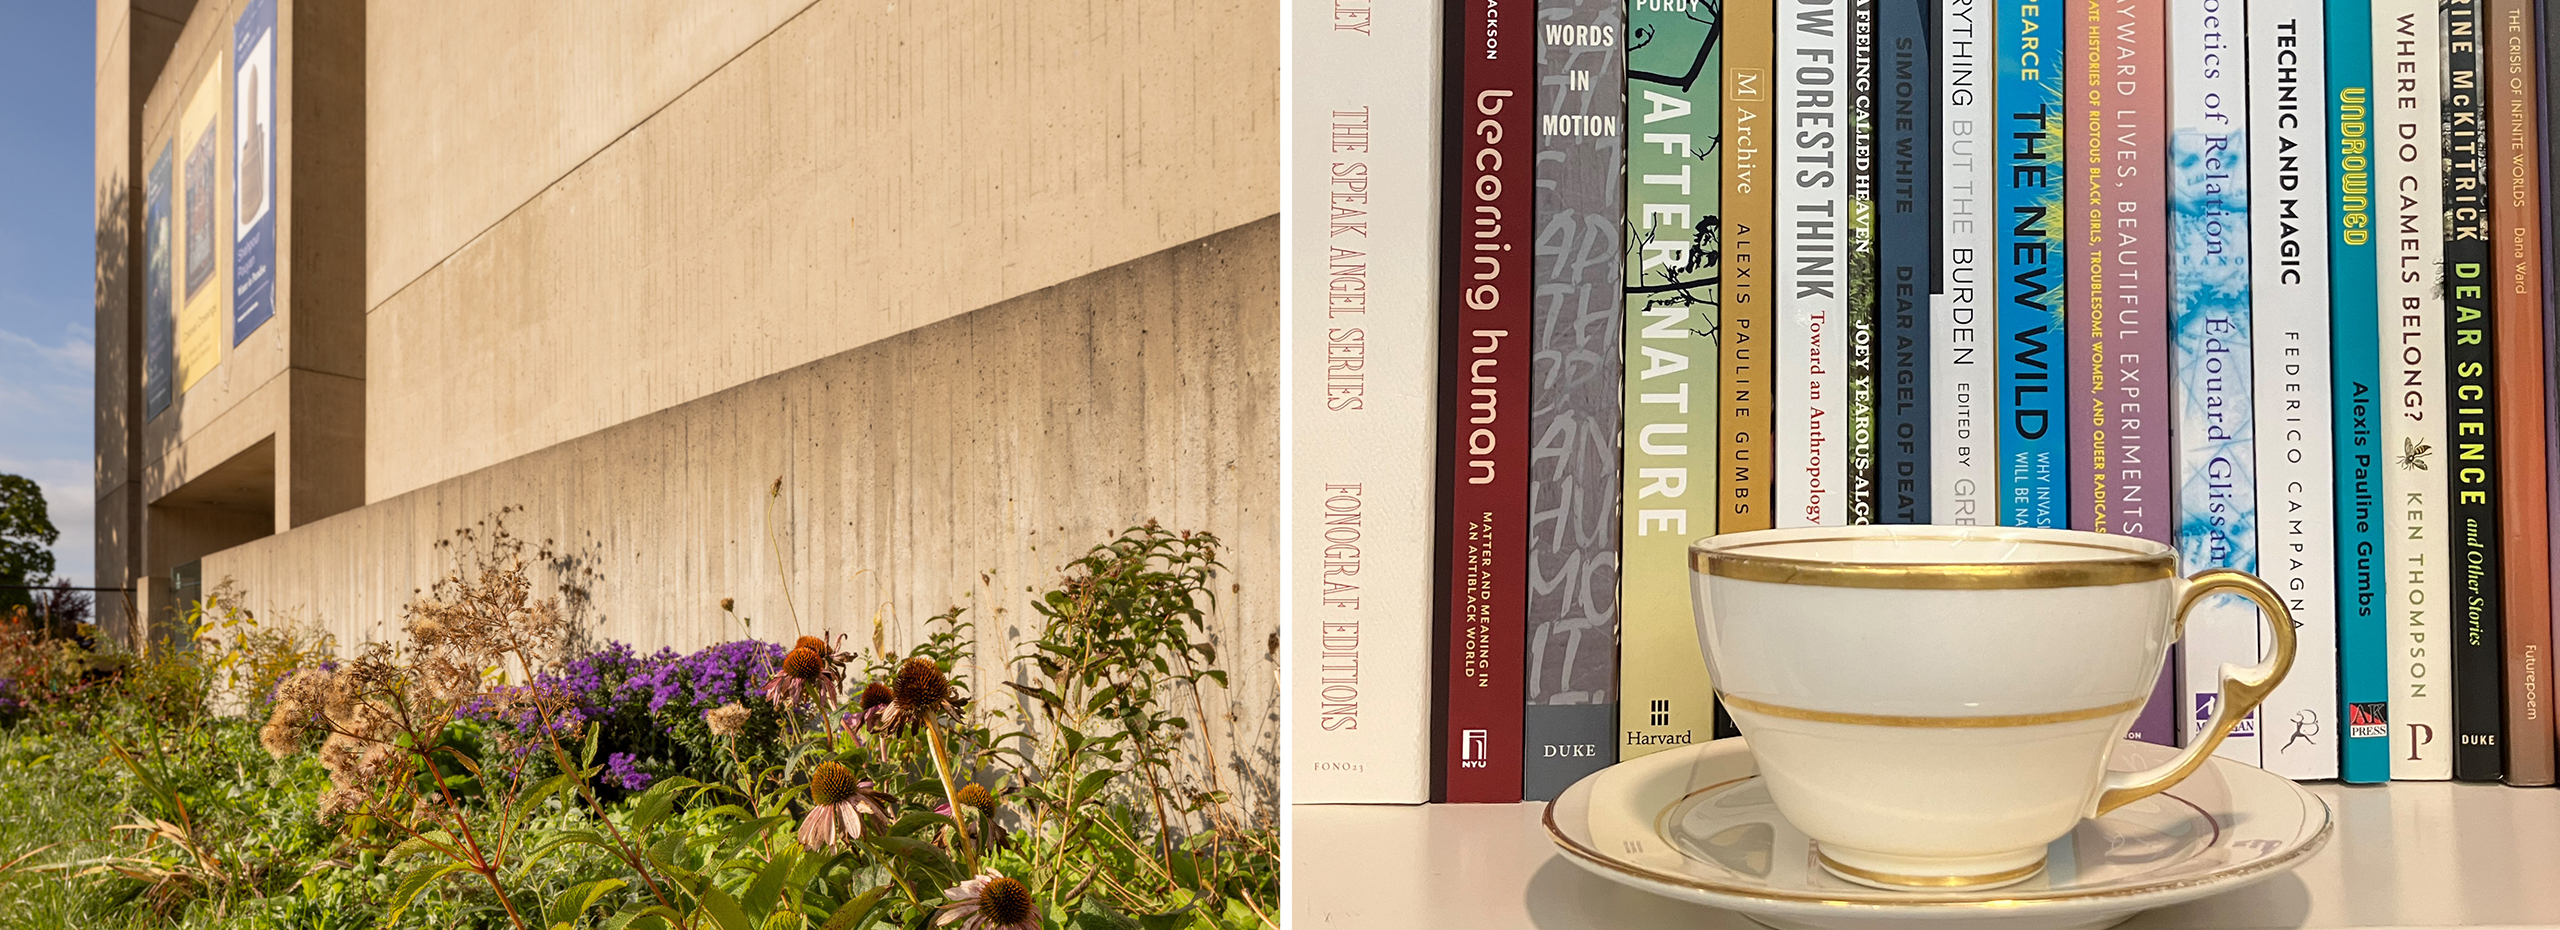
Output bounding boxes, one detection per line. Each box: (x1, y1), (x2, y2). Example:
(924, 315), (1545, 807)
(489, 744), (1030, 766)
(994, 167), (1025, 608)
(411, 740), (530, 930)
(923, 717), (978, 873)
(514, 652), (677, 914)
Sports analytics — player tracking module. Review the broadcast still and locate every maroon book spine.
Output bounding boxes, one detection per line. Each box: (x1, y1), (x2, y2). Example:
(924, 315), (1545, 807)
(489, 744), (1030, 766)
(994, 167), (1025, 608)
(1436, 0), (1533, 803)
(2094, 0), (2179, 745)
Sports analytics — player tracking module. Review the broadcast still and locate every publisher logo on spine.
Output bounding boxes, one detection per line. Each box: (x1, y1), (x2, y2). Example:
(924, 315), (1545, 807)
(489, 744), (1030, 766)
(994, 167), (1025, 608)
(2348, 702), (2389, 739)
(1461, 729), (1489, 769)
(2193, 695), (2257, 737)
(1649, 700), (1670, 727)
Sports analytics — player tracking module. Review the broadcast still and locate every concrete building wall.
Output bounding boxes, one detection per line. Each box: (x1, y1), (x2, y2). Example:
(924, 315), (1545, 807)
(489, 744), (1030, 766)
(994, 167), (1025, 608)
(363, 0), (821, 313)
(102, 0), (369, 638)
(101, 1), (1282, 796)
(361, 0), (1280, 502)
(207, 219), (1280, 806)
(94, 0), (191, 631)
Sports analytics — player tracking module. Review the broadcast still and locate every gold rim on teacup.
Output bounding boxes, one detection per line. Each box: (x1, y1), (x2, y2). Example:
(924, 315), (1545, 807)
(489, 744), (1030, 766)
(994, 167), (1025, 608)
(1690, 526), (2177, 590)
(1715, 693), (2151, 729)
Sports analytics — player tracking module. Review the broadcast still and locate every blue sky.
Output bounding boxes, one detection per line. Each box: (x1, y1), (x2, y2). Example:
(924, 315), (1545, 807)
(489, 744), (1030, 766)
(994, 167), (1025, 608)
(0, 5), (96, 586)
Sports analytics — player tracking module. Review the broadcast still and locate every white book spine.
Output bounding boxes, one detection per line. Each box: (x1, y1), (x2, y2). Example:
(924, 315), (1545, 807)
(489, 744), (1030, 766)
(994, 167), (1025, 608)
(1933, 0), (1995, 525)
(2373, 0), (2454, 779)
(1778, 0), (1851, 527)
(1286, 0), (1439, 803)
(2170, 0), (2262, 765)
(2245, 0), (2340, 779)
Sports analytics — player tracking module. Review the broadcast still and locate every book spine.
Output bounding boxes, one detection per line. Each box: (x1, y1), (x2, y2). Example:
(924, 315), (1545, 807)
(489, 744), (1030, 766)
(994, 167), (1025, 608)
(1877, 0), (1932, 523)
(2070, 0), (2103, 536)
(2329, 0), (2393, 784)
(1848, 0), (1881, 524)
(2539, 0), (2560, 789)
(2491, 0), (2556, 787)
(1523, 0), (1627, 802)
(2441, 0), (2507, 782)
(1778, 0), (1851, 527)
(2102, 0), (2181, 747)
(1439, 0), (1536, 803)
(2247, 0), (2341, 780)
(1288, 0), (1439, 805)
(2376, 0), (2455, 779)
(2544, 0), (2560, 788)
(1996, 0), (2066, 530)
(1726, 0), (1777, 535)
(1618, 0), (1723, 762)
(2170, 0), (2263, 763)
(1935, 0), (1997, 525)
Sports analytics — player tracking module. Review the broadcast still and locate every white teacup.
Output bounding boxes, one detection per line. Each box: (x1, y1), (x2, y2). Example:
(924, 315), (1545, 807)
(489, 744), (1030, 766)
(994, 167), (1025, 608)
(1689, 525), (2294, 890)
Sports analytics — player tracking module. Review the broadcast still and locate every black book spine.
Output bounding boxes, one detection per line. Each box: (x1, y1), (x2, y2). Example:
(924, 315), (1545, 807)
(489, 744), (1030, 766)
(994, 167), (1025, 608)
(1848, 0), (1882, 524)
(1878, 0), (1933, 523)
(2443, 0), (2507, 781)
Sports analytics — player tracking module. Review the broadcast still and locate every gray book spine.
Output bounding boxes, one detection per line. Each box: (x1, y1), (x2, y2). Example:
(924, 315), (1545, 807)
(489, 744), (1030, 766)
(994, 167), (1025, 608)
(1524, 0), (1627, 801)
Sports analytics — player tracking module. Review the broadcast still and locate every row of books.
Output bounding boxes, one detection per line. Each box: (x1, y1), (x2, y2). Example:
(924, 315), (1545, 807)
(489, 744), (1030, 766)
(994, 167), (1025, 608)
(1287, 0), (2560, 803)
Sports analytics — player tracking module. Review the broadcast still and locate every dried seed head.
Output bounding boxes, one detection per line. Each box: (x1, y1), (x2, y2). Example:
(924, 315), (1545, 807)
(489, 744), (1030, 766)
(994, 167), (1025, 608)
(795, 636), (830, 655)
(809, 762), (858, 806)
(317, 786), (370, 821)
(892, 657), (950, 712)
(956, 782), (996, 813)
(983, 876), (1035, 926)
(781, 646), (826, 681)
(858, 680), (894, 711)
(720, 597), (735, 613)
(323, 673), (361, 721)
(258, 717), (300, 758)
(277, 668), (331, 710)
(704, 702), (751, 737)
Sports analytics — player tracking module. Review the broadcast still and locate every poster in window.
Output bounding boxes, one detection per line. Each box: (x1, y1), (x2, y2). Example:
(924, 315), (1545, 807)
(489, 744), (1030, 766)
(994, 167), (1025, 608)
(177, 56), (225, 393)
(145, 142), (174, 419)
(232, 0), (274, 342)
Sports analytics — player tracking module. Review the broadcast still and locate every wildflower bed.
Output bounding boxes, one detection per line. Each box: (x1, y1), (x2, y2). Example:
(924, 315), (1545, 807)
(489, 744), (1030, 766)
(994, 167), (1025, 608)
(0, 523), (1276, 930)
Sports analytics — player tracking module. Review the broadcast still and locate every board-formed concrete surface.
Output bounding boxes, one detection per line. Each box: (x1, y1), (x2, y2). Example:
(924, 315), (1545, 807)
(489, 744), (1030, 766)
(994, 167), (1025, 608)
(206, 217), (1280, 812)
(363, 0), (1280, 503)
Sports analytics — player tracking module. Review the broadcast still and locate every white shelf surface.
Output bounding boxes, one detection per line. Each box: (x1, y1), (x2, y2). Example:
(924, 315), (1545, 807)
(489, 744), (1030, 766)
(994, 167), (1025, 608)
(1291, 782), (2560, 929)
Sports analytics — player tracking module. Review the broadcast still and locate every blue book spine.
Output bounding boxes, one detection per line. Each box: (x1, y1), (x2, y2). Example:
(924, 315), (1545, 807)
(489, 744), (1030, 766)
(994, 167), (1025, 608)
(1996, 0), (2065, 528)
(1878, 0), (1933, 523)
(2323, 0), (2384, 785)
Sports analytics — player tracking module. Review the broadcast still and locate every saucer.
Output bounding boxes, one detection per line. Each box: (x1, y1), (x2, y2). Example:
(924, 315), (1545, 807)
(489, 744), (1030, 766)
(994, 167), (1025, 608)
(1544, 738), (2330, 930)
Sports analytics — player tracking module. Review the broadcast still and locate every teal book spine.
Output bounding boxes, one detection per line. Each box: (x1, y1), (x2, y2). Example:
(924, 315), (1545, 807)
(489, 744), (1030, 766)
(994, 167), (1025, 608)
(2327, 0), (2390, 784)
(1995, 0), (2065, 528)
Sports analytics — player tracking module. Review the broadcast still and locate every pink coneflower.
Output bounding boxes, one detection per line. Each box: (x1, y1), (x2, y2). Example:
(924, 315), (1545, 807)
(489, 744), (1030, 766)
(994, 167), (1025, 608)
(796, 762), (891, 850)
(936, 782), (1012, 850)
(936, 869), (1038, 930)
(794, 633), (854, 667)
(762, 645), (843, 711)
(877, 657), (958, 734)
(844, 680), (895, 733)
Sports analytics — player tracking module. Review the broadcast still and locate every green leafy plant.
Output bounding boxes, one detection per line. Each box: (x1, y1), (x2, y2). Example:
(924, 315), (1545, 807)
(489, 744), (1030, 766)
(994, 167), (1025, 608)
(0, 514), (1274, 930)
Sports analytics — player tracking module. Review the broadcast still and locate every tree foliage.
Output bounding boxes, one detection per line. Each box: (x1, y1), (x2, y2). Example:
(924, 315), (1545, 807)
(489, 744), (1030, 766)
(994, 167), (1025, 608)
(0, 475), (57, 613)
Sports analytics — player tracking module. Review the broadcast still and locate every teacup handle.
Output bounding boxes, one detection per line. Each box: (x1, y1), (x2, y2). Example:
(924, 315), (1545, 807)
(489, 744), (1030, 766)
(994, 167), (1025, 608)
(2092, 568), (2298, 817)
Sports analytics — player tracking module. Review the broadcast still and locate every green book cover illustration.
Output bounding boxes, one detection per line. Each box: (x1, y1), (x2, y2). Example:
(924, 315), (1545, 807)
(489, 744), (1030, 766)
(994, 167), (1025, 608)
(1619, 0), (1722, 759)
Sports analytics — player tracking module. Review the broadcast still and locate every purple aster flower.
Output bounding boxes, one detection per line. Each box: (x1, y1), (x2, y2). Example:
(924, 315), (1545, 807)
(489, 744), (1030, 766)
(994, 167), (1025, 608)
(604, 752), (654, 791)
